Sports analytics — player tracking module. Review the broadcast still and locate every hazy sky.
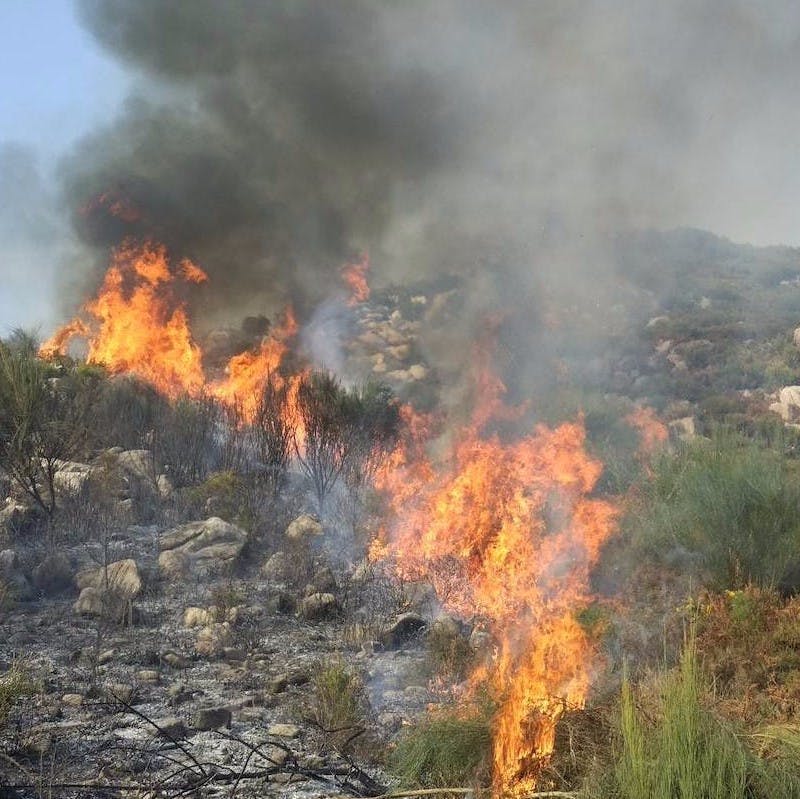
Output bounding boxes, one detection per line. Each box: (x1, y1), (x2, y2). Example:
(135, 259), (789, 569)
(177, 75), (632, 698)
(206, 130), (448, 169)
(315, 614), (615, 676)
(0, 0), (128, 333)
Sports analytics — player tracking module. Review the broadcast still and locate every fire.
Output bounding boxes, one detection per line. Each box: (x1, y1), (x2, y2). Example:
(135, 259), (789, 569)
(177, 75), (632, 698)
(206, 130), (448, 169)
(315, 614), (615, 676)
(41, 240), (206, 397)
(375, 368), (617, 793)
(341, 252), (370, 306)
(625, 405), (668, 455)
(209, 308), (306, 427)
(40, 239), (300, 419)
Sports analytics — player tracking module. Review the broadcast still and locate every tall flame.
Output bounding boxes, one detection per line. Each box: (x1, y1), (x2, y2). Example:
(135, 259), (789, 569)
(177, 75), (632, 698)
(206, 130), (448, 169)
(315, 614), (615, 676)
(341, 252), (370, 306)
(375, 366), (617, 793)
(40, 239), (300, 420)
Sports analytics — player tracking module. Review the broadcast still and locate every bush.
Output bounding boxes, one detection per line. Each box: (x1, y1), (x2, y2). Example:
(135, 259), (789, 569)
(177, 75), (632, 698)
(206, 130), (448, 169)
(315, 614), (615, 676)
(390, 703), (493, 788)
(309, 660), (368, 753)
(614, 643), (748, 799)
(0, 662), (36, 725)
(426, 621), (475, 682)
(627, 432), (800, 588)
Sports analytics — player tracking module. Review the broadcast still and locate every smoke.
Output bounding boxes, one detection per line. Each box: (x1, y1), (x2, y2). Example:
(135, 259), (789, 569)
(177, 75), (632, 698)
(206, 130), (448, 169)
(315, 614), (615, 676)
(56, 1), (800, 381)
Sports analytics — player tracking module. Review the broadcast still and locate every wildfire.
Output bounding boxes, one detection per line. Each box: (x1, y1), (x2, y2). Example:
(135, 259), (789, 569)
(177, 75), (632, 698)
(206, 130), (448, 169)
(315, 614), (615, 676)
(625, 405), (668, 455)
(40, 239), (300, 419)
(341, 252), (371, 306)
(375, 367), (617, 793)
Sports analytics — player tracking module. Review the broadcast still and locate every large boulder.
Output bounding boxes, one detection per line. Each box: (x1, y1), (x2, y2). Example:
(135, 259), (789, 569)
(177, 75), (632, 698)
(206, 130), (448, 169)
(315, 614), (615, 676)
(115, 450), (154, 483)
(300, 592), (339, 621)
(52, 460), (99, 496)
(0, 500), (40, 538)
(75, 559), (142, 599)
(159, 518), (247, 579)
(285, 514), (323, 543)
(73, 559), (142, 619)
(771, 386), (800, 422)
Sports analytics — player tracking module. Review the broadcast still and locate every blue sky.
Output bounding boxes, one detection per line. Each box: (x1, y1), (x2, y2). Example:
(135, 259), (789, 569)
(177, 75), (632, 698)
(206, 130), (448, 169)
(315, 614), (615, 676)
(0, 0), (128, 159)
(0, 0), (129, 332)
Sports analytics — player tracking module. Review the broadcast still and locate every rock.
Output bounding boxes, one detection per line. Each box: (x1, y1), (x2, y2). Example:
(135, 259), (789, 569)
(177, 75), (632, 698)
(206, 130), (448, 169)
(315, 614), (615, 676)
(136, 670), (160, 683)
(161, 651), (188, 669)
(267, 723), (301, 738)
(32, 551), (74, 595)
(61, 693), (83, 707)
(75, 559), (142, 600)
(261, 551), (292, 583)
(668, 416), (697, 442)
(116, 450), (154, 482)
(159, 518), (247, 578)
(105, 683), (135, 704)
(285, 514), (323, 542)
(773, 386), (800, 423)
(153, 717), (186, 740)
(793, 326), (800, 350)
(73, 559), (141, 619)
(310, 565), (337, 594)
(157, 474), (173, 498)
(183, 607), (212, 628)
(195, 623), (232, 657)
(73, 587), (106, 617)
(380, 613), (427, 648)
(52, 460), (98, 495)
(431, 614), (463, 639)
(192, 706), (232, 731)
(300, 592), (338, 621)
(469, 629), (494, 654)
(0, 500), (39, 537)
(266, 590), (297, 614)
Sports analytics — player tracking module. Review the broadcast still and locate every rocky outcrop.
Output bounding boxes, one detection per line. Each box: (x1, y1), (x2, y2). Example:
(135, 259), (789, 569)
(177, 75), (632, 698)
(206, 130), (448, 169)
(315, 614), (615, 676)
(73, 559), (142, 619)
(159, 518), (247, 578)
(770, 386), (800, 423)
(285, 514), (323, 543)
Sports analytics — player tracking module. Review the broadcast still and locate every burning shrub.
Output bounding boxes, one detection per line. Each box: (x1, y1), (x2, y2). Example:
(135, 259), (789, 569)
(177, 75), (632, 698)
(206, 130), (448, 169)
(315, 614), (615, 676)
(628, 432), (800, 589)
(390, 702), (493, 789)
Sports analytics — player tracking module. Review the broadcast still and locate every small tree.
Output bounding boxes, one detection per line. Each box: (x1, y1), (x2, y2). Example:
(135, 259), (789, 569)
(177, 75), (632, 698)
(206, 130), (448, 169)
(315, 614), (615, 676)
(0, 335), (97, 518)
(294, 371), (400, 511)
(253, 371), (294, 493)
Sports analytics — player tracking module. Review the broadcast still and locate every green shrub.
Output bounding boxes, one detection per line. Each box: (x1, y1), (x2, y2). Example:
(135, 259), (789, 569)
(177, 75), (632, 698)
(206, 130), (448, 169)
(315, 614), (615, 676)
(426, 622), (475, 681)
(615, 644), (748, 799)
(0, 662), (36, 725)
(627, 432), (800, 588)
(390, 703), (493, 788)
(310, 660), (368, 753)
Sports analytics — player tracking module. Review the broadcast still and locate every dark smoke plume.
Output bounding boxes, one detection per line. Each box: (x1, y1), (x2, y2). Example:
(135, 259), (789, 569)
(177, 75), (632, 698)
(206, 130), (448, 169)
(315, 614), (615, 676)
(59, 1), (800, 382)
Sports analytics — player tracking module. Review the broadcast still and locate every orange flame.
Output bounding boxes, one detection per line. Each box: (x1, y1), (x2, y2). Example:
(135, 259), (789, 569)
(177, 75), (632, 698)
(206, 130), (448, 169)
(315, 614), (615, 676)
(39, 240), (300, 420)
(375, 367), (617, 793)
(625, 405), (668, 455)
(341, 252), (370, 306)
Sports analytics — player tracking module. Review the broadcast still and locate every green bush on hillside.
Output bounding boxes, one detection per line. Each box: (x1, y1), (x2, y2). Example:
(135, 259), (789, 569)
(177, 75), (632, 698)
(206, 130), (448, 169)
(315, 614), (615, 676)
(628, 433), (800, 588)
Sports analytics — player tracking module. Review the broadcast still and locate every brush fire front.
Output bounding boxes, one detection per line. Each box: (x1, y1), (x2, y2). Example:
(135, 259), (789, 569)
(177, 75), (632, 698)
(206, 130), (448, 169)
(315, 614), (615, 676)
(38, 236), (618, 794)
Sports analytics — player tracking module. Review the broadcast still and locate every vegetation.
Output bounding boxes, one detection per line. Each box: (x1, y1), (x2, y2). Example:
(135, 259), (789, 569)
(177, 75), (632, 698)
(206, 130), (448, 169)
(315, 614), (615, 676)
(0, 662), (36, 726)
(390, 703), (493, 788)
(0, 333), (98, 516)
(626, 432), (800, 588)
(309, 660), (369, 753)
(295, 371), (400, 510)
